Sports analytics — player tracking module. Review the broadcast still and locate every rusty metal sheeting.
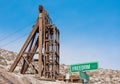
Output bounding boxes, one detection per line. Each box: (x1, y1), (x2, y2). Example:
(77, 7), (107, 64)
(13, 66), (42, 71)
(9, 5), (60, 80)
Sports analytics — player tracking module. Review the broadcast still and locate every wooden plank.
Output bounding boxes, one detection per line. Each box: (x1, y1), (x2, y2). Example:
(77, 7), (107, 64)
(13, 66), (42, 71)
(21, 34), (36, 73)
(38, 12), (43, 78)
(9, 22), (39, 72)
(21, 38), (39, 74)
(24, 52), (39, 54)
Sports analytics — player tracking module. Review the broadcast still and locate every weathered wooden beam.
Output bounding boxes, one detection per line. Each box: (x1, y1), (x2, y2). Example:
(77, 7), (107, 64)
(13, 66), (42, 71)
(21, 38), (39, 74)
(38, 8), (43, 78)
(9, 22), (39, 72)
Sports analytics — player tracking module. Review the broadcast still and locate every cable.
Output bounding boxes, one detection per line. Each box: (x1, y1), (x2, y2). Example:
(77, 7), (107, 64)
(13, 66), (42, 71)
(0, 31), (31, 48)
(0, 0), (40, 42)
(0, 1), (40, 47)
(0, 22), (34, 42)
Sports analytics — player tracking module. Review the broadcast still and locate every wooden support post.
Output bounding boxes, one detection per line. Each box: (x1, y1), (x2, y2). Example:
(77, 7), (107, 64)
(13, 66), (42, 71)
(38, 9), (43, 78)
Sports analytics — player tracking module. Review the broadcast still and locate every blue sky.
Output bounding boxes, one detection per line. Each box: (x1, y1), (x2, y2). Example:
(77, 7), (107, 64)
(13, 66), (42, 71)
(0, 0), (120, 70)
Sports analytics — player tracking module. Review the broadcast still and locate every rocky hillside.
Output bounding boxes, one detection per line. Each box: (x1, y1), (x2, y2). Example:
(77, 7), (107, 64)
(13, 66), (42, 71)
(0, 48), (78, 84)
(60, 64), (120, 84)
(0, 48), (120, 84)
(0, 48), (18, 71)
(0, 66), (70, 84)
(89, 69), (120, 84)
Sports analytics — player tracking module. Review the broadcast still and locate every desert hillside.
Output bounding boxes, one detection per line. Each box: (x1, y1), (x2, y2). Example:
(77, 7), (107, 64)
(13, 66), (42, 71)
(0, 48), (120, 84)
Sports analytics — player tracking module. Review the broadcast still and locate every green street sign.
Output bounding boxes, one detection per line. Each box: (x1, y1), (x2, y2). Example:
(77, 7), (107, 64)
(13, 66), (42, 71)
(79, 71), (90, 81)
(70, 62), (98, 72)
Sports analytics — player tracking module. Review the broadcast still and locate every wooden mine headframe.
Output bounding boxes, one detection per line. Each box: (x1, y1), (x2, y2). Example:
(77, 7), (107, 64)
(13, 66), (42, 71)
(9, 5), (60, 80)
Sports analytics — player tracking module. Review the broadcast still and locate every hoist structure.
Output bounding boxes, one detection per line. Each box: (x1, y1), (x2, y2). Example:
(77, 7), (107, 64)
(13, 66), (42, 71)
(9, 5), (60, 80)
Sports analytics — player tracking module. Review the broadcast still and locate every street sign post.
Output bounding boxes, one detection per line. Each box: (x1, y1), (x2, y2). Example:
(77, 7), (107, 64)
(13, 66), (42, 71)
(80, 71), (90, 84)
(79, 71), (90, 81)
(70, 62), (98, 84)
(70, 62), (98, 72)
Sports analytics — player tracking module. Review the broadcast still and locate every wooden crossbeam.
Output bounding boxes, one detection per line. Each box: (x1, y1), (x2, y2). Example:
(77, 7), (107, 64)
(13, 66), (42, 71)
(9, 22), (39, 72)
